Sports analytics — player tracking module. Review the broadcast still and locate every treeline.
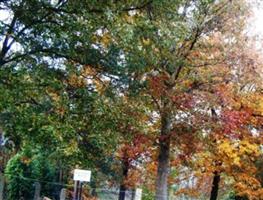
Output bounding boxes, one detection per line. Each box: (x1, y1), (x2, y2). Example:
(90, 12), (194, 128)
(0, 1), (262, 200)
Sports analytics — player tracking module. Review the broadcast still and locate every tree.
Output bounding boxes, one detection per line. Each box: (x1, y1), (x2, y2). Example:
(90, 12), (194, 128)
(107, 1), (249, 199)
(0, 0), (129, 188)
(113, 98), (152, 200)
(5, 147), (56, 200)
(180, 34), (263, 200)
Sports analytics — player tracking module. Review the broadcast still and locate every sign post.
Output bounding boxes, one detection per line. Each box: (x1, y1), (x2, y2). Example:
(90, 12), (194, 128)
(73, 169), (91, 200)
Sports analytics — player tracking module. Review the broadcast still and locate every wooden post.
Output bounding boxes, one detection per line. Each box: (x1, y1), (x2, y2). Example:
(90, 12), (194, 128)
(33, 182), (41, 200)
(0, 173), (4, 200)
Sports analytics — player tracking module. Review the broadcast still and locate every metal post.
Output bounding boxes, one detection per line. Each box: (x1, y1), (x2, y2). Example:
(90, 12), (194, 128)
(73, 181), (78, 200)
(79, 182), (83, 200)
(77, 181), (80, 200)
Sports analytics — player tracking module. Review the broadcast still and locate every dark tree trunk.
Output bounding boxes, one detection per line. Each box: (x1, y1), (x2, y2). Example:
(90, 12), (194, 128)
(209, 171), (221, 200)
(118, 162), (129, 200)
(155, 113), (172, 200)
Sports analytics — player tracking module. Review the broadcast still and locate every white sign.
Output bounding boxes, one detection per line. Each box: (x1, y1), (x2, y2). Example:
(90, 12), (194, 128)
(73, 169), (91, 182)
(135, 188), (142, 200)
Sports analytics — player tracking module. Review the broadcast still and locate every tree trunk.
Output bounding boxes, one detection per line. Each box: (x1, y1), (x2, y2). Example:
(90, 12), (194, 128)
(118, 162), (129, 200)
(209, 171), (221, 200)
(155, 113), (172, 200)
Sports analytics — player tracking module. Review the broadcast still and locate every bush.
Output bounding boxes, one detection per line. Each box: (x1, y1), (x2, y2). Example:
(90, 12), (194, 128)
(5, 148), (56, 200)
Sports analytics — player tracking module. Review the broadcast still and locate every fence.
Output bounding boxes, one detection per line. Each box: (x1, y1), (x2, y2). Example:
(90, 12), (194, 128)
(0, 172), (217, 200)
(0, 172), (69, 200)
(0, 172), (145, 200)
